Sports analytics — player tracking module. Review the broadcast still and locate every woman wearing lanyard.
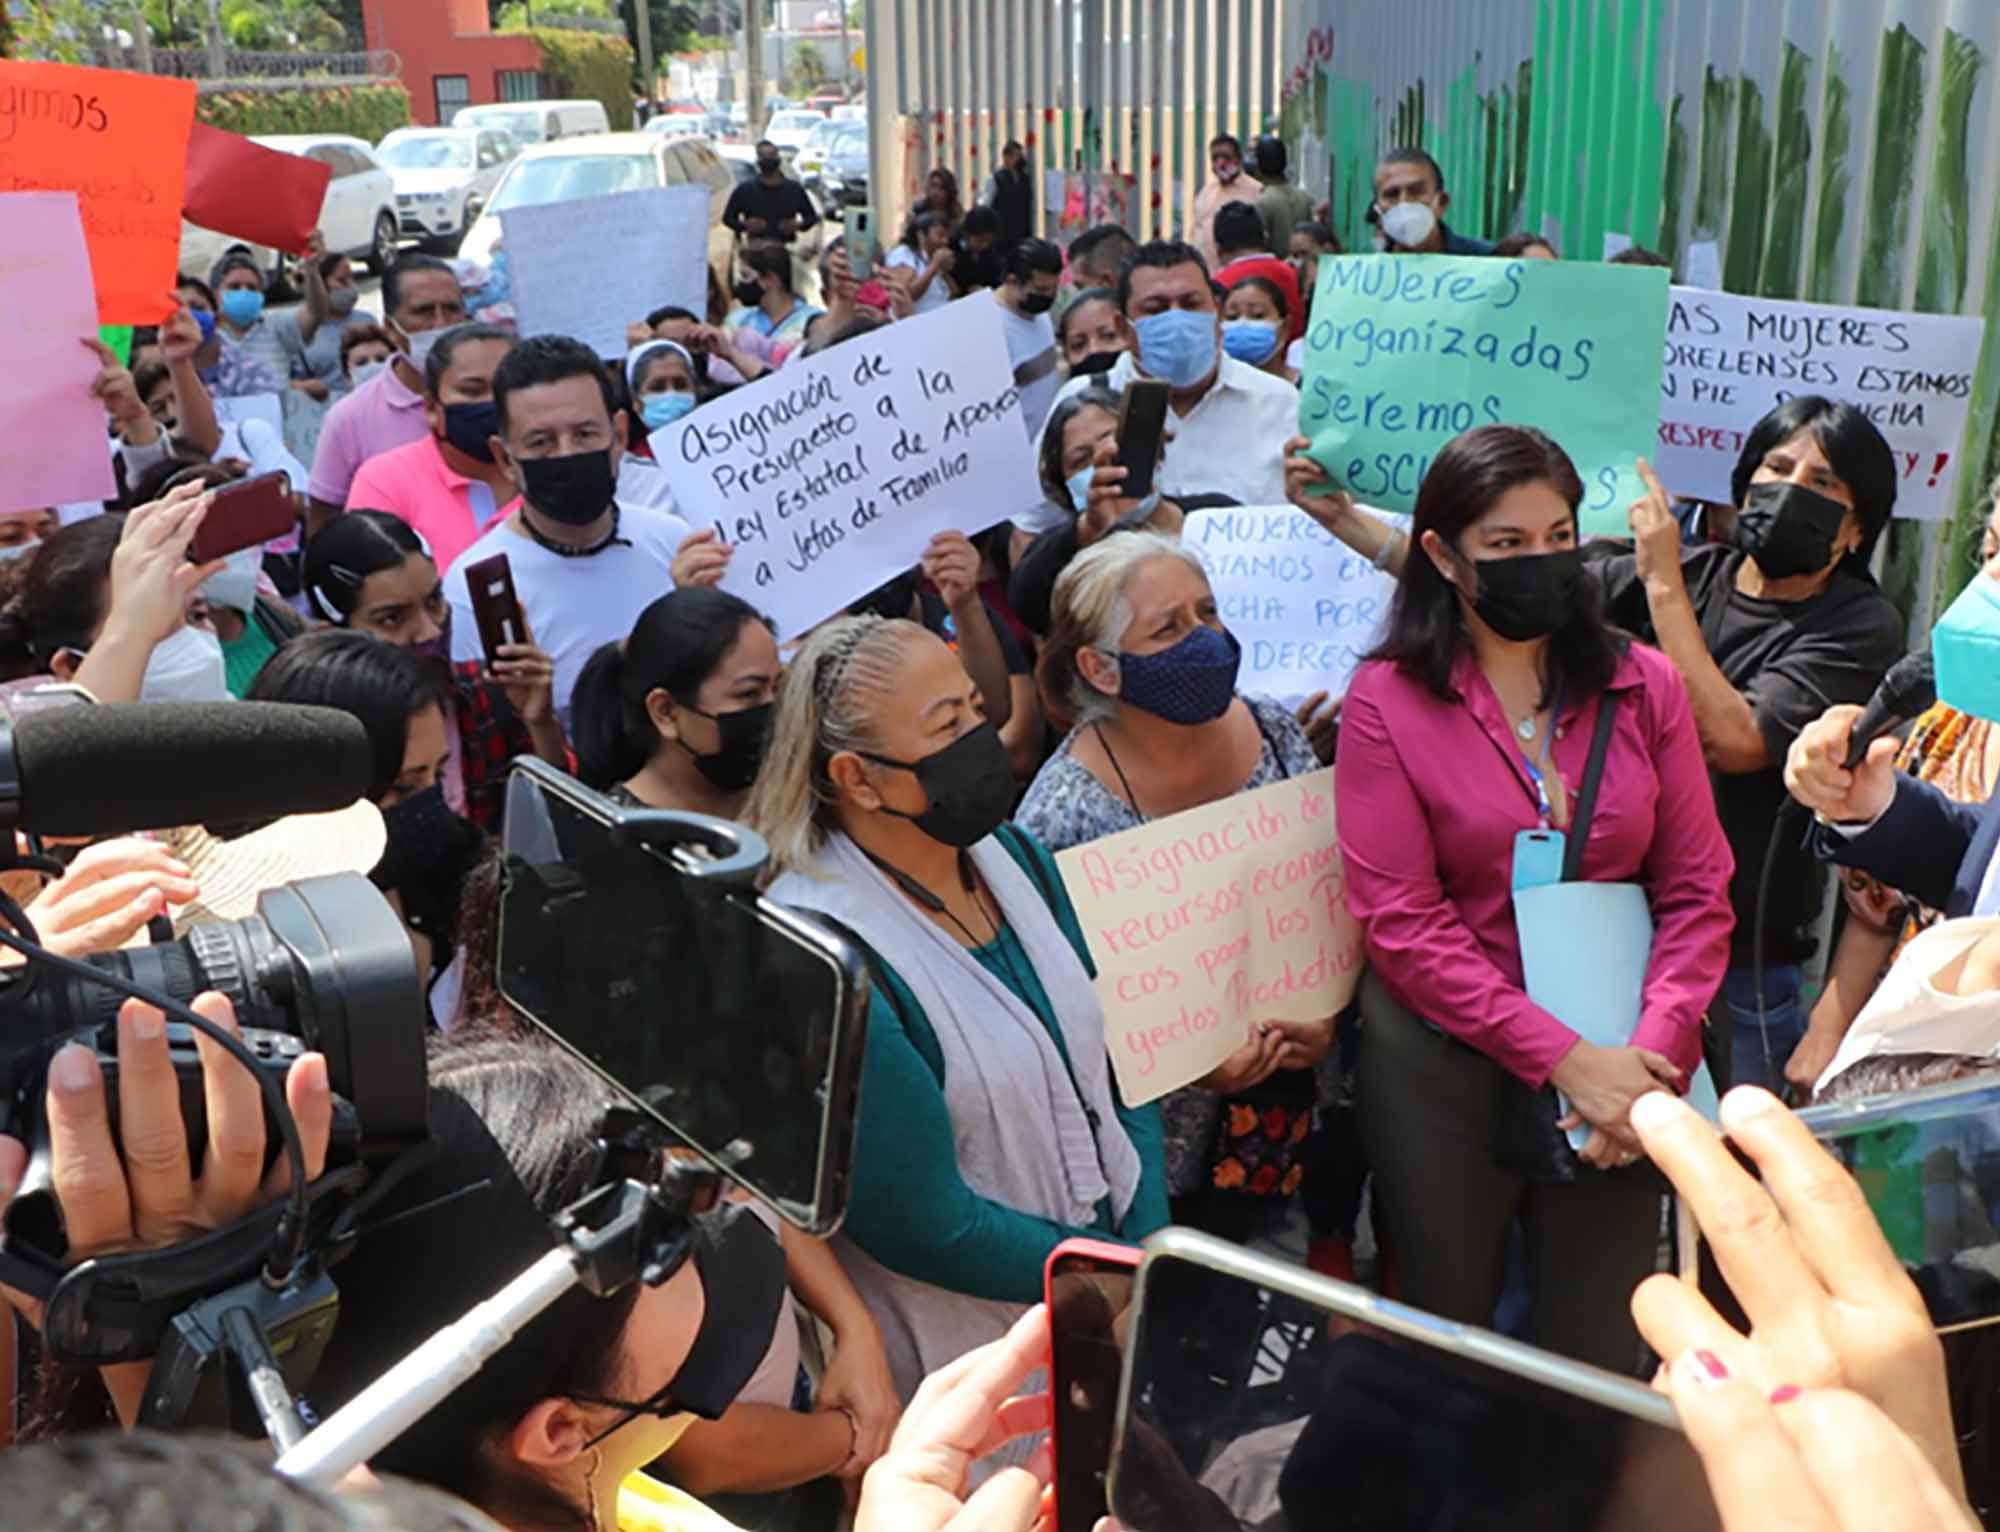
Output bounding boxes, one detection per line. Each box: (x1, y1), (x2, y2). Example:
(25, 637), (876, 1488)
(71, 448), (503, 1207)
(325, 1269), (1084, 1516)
(745, 614), (1167, 1409)
(1020, 533), (1332, 1240)
(1333, 426), (1732, 1371)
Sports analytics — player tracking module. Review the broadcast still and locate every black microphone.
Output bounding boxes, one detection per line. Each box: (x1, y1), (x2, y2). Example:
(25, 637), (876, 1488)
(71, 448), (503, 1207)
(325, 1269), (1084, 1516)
(0, 703), (373, 837)
(1842, 651), (1937, 770)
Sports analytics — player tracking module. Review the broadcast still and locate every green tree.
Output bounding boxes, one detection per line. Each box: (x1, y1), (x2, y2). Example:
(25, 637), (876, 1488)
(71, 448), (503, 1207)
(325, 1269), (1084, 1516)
(787, 38), (825, 92)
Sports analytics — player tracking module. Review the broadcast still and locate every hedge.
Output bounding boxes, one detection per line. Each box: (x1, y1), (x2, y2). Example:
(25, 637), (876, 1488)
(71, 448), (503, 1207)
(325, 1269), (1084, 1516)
(197, 83), (413, 141)
(508, 26), (635, 131)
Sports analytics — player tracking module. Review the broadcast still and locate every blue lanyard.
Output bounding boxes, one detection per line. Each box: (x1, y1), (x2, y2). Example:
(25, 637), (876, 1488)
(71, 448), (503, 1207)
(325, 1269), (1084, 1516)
(1513, 684), (1566, 827)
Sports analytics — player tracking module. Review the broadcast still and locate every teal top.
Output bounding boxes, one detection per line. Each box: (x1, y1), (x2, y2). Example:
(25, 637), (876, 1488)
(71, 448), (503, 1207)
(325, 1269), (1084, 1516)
(841, 828), (1170, 1304)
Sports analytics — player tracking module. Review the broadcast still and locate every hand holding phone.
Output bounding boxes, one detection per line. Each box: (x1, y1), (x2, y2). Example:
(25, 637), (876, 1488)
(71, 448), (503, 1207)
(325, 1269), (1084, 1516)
(190, 471), (297, 564)
(849, 207), (879, 274)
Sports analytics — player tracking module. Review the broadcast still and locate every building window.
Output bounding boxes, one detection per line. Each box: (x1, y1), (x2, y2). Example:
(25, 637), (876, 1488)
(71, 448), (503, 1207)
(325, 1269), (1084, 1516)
(433, 74), (471, 123)
(497, 70), (543, 103)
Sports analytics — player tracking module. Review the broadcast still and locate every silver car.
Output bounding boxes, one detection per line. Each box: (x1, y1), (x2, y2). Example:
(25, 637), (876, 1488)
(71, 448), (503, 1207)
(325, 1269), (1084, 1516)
(377, 126), (515, 252)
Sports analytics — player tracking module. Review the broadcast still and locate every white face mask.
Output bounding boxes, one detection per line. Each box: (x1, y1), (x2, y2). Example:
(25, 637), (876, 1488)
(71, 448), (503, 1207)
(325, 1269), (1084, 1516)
(0, 541), (38, 565)
(349, 359), (388, 388)
(141, 625), (230, 704)
(403, 325), (445, 370)
(201, 546), (262, 616)
(1379, 201), (1439, 250)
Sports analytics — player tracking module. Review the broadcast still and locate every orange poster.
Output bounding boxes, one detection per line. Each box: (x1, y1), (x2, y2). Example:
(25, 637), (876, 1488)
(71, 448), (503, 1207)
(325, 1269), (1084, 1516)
(0, 61), (197, 323)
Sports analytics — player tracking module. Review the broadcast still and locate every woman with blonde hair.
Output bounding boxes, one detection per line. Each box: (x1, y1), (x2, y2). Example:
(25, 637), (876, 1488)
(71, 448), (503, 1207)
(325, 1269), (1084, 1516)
(745, 614), (1167, 1404)
(1018, 532), (1332, 1243)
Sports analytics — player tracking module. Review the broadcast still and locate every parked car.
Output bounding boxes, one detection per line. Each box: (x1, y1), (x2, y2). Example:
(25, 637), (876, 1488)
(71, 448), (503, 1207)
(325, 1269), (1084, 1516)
(178, 132), (398, 294)
(763, 109), (826, 155)
(644, 115), (710, 145)
(793, 117), (843, 190)
(832, 103), (867, 123)
(452, 99), (609, 146)
(716, 143), (762, 188)
(815, 121), (870, 214)
(376, 126), (512, 252)
(459, 133), (739, 298)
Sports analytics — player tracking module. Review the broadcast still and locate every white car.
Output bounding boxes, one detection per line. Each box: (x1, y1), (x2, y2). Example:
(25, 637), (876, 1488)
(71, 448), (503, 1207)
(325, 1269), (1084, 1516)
(459, 133), (739, 293)
(377, 126), (514, 251)
(644, 115), (710, 145)
(178, 133), (398, 292)
(793, 117), (843, 185)
(763, 109), (826, 155)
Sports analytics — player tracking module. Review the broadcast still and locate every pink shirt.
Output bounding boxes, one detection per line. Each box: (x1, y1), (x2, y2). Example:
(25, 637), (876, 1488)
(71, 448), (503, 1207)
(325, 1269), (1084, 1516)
(307, 360), (429, 506)
(1335, 643), (1735, 1088)
(345, 434), (519, 575)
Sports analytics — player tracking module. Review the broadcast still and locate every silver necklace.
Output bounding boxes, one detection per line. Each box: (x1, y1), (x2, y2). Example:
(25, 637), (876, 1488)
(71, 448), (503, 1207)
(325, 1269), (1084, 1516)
(1514, 713), (1538, 742)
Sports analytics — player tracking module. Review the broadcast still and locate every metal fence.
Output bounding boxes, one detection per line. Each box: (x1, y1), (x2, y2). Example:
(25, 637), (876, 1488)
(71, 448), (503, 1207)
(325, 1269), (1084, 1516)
(1280, 0), (2000, 627)
(92, 46), (400, 88)
(861, 0), (1287, 243)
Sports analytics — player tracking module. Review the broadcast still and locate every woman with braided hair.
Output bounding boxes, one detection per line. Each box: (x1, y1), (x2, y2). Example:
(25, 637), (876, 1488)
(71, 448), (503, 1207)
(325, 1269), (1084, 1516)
(745, 615), (1168, 1418)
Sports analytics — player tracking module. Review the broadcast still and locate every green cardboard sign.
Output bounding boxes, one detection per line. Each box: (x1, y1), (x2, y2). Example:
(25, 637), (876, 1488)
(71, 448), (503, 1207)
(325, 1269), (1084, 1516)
(99, 324), (133, 366)
(1298, 256), (1670, 536)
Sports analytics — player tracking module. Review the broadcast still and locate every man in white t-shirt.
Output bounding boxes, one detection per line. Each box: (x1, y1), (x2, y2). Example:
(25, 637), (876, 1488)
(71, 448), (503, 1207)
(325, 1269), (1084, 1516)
(992, 238), (1064, 441)
(444, 335), (689, 729)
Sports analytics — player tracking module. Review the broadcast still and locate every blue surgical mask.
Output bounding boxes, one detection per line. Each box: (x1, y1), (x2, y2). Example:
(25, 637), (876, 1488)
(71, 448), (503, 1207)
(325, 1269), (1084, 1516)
(349, 359), (387, 388)
(1132, 308), (1219, 390)
(641, 391), (697, 432)
(1222, 318), (1281, 366)
(191, 307), (217, 346)
(1065, 466), (1096, 514)
(219, 288), (265, 327)
(1113, 625), (1242, 725)
(1933, 574), (2000, 723)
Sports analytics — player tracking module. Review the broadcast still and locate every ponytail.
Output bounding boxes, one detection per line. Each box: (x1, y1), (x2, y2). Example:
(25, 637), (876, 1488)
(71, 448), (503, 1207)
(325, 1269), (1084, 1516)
(570, 641), (647, 789)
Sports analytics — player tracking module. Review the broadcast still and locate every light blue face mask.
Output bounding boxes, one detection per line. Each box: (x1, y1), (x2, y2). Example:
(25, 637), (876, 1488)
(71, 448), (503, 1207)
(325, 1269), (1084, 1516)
(642, 391), (697, 432)
(1065, 466), (1097, 514)
(1222, 318), (1282, 366)
(1132, 308), (1219, 390)
(1933, 573), (2000, 723)
(1065, 464), (1159, 527)
(219, 287), (265, 327)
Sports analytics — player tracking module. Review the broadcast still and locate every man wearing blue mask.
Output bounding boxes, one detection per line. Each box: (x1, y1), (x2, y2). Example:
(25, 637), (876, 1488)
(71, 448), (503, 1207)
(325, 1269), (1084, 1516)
(1035, 240), (1298, 508)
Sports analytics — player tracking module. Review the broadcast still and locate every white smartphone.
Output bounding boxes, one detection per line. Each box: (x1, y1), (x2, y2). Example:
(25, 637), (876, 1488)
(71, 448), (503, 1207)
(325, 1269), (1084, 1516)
(848, 205), (878, 273)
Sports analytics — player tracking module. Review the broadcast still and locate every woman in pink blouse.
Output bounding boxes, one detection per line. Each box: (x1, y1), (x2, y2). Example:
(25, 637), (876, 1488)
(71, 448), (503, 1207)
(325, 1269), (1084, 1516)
(1333, 425), (1733, 1372)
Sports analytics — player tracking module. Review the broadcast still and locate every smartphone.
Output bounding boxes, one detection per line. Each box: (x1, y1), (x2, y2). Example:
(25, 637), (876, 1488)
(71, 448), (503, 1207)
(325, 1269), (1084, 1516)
(848, 206), (879, 274)
(1109, 1229), (1720, 1531)
(462, 552), (525, 667)
(190, 471), (296, 564)
(1794, 1074), (2000, 1332)
(497, 760), (869, 1233)
(1046, 1239), (1140, 1532)
(1113, 379), (1171, 503)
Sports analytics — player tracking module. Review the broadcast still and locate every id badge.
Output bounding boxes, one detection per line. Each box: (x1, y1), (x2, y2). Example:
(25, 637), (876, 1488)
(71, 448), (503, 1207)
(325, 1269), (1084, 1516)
(1511, 828), (1567, 892)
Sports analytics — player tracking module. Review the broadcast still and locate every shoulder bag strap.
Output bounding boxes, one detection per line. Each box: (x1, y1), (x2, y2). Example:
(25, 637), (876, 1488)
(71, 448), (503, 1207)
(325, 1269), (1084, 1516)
(1561, 691), (1622, 882)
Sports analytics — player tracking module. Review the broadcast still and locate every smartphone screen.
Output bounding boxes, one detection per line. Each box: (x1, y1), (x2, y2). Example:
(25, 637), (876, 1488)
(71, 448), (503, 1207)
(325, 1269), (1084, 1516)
(1798, 1076), (2000, 1332)
(1114, 381), (1171, 503)
(496, 765), (867, 1232)
(192, 471), (296, 564)
(1049, 1248), (1138, 1532)
(1111, 1250), (1719, 1531)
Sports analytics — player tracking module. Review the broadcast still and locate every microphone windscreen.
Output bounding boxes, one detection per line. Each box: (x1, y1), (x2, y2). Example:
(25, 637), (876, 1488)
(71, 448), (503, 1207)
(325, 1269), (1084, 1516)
(12, 702), (373, 837)
(1879, 649), (1937, 718)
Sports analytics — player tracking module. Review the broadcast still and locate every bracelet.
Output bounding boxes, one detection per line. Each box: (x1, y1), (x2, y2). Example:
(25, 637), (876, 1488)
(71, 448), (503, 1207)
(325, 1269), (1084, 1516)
(1371, 530), (1404, 572)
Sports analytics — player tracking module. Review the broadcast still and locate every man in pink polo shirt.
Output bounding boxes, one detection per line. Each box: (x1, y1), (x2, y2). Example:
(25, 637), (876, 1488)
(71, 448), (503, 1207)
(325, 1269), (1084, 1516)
(345, 323), (520, 573)
(306, 253), (467, 534)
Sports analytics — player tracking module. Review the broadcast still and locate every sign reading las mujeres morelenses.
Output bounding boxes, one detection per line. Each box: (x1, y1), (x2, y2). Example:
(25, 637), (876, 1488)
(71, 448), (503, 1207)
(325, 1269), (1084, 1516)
(1299, 255), (1670, 536)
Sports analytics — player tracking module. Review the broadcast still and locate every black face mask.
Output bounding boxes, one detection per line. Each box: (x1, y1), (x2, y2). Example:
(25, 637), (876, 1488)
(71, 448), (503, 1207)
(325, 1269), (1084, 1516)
(677, 700), (773, 792)
(518, 447), (616, 527)
(1736, 480), (1850, 579)
(857, 722), (1016, 848)
(757, 157), (782, 177)
(1070, 348), (1121, 377)
(441, 399), (499, 463)
(1465, 548), (1585, 643)
(370, 784), (463, 895)
(1021, 291), (1056, 315)
(733, 278), (765, 308)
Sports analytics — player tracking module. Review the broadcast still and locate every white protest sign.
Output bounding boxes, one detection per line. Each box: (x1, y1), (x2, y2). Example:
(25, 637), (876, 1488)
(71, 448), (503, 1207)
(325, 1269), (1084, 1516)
(1657, 287), (1987, 520)
(501, 184), (709, 358)
(663, 297), (1041, 636)
(1184, 504), (1401, 708)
